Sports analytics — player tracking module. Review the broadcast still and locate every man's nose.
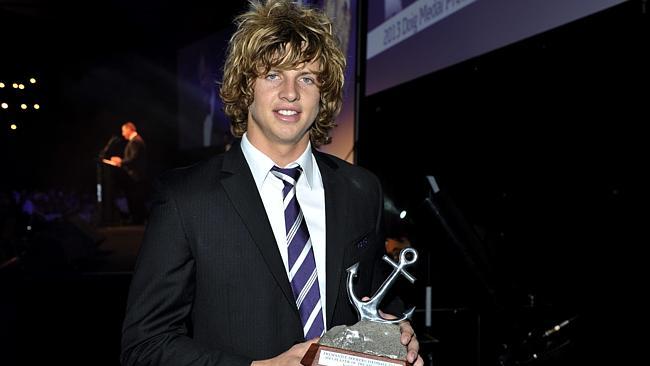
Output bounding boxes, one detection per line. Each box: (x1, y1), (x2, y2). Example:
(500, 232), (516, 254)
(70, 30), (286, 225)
(279, 79), (299, 102)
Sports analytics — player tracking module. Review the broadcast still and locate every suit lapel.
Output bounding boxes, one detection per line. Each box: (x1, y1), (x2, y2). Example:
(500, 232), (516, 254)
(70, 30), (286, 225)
(316, 152), (350, 328)
(220, 144), (298, 314)
(220, 145), (352, 329)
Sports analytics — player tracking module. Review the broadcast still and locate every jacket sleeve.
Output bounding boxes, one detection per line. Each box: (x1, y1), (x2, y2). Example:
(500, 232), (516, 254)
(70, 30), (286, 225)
(121, 140), (143, 169)
(120, 178), (252, 366)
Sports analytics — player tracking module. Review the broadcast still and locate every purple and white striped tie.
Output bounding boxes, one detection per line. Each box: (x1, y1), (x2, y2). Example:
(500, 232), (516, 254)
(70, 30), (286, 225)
(271, 165), (325, 340)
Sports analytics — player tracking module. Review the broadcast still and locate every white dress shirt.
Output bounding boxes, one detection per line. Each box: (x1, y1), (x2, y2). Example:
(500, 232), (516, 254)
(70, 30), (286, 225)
(240, 133), (327, 326)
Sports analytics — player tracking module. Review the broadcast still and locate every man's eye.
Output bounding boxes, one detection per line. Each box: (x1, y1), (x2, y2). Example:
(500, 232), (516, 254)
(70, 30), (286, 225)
(301, 77), (315, 84)
(265, 73), (279, 80)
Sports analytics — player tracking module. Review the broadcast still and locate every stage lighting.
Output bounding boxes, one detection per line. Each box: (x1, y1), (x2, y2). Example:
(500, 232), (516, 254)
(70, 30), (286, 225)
(20, 104), (27, 110)
(30, 78), (37, 84)
(0, 82), (5, 88)
(12, 83), (18, 89)
(1, 103), (7, 109)
(34, 104), (40, 110)
(18, 83), (25, 89)
(10, 123), (17, 130)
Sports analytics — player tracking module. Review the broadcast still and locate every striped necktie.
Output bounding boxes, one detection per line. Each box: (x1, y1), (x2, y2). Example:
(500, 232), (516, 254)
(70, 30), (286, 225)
(270, 165), (325, 340)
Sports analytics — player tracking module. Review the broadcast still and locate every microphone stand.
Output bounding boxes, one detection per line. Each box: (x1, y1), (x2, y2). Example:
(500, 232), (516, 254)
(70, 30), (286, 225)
(99, 135), (119, 159)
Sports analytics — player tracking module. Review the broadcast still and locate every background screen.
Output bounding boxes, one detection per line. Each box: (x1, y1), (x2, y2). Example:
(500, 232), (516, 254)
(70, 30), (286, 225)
(366, 0), (626, 95)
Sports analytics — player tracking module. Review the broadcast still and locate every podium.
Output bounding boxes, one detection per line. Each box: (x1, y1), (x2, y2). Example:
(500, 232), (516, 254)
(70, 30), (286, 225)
(96, 159), (124, 225)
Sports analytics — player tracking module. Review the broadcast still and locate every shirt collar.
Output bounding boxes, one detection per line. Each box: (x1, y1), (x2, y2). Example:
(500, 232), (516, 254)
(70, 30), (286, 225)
(240, 133), (315, 190)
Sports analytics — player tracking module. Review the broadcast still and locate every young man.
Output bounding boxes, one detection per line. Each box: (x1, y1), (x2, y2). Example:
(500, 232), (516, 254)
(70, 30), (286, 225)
(120, 1), (422, 365)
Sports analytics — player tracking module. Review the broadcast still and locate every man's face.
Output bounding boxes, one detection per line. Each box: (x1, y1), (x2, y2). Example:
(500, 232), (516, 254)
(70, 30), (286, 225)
(121, 126), (132, 140)
(247, 60), (321, 151)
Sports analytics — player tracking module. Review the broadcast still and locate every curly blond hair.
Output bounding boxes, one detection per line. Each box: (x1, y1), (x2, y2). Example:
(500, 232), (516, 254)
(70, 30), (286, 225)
(219, 0), (346, 147)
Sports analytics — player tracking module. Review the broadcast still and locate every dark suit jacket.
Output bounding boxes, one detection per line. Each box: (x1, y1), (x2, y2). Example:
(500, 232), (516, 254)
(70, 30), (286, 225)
(122, 135), (146, 182)
(121, 142), (397, 366)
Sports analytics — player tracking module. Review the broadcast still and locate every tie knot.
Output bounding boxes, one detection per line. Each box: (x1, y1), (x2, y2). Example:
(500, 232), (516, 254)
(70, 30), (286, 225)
(271, 165), (302, 185)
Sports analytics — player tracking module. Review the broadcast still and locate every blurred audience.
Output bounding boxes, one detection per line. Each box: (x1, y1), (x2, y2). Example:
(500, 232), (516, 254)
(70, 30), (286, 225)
(1, 188), (97, 267)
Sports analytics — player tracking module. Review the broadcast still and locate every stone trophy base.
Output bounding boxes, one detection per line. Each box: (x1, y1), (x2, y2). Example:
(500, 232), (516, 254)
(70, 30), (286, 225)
(301, 343), (409, 366)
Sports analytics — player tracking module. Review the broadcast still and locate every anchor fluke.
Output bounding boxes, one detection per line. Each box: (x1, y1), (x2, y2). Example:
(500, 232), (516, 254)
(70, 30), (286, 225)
(346, 262), (359, 276)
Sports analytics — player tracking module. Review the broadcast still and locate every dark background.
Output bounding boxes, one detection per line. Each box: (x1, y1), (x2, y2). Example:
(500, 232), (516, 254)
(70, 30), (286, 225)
(1, 1), (647, 365)
(358, 1), (646, 364)
(0, 0), (249, 191)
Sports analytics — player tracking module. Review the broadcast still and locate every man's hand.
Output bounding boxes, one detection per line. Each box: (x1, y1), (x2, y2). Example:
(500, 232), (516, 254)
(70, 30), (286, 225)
(110, 156), (122, 167)
(398, 320), (423, 366)
(362, 297), (423, 366)
(251, 338), (318, 366)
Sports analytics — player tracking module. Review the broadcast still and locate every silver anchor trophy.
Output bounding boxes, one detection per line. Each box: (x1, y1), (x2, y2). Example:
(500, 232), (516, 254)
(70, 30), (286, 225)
(301, 248), (419, 366)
